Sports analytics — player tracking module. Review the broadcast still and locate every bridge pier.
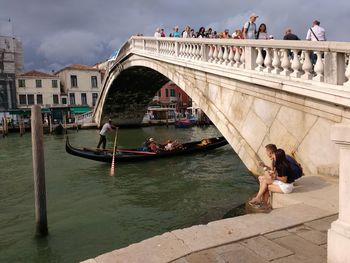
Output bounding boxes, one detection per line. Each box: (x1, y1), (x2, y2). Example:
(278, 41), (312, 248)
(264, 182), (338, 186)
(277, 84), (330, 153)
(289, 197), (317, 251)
(328, 123), (350, 262)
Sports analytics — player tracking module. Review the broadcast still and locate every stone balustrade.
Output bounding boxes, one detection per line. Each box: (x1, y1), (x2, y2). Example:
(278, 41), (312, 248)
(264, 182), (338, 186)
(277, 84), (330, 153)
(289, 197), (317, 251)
(111, 36), (350, 88)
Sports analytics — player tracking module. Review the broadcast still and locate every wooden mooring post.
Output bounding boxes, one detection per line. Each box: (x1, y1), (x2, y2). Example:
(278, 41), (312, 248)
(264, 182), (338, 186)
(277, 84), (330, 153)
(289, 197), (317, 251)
(31, 105), (48, 236)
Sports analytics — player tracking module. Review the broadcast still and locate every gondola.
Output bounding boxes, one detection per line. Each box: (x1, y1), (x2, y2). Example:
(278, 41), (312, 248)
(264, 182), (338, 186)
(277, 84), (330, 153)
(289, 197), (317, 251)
(65, 136), (228, 163)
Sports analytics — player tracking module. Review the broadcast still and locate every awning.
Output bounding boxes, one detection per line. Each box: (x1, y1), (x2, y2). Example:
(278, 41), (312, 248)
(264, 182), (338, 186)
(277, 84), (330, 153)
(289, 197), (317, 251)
(41, 108), (51, 113)
(70, 106), (91, 114)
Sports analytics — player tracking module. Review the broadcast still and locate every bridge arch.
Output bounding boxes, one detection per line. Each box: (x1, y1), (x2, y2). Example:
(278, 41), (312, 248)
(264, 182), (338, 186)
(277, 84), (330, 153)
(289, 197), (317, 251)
(94, 37), (350, 176)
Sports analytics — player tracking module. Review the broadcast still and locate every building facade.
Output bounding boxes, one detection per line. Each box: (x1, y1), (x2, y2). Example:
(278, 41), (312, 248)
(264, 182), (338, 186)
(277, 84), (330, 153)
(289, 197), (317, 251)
(0, 36), (23, 110)
(55, 64), (102, 107)
(16, 70), (61, 108)
(152, 81), (191, 115)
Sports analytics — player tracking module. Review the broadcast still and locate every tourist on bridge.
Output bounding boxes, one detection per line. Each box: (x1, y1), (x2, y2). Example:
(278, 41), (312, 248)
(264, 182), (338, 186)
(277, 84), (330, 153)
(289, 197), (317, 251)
(283, 28), (300, 40)
(256, 23), (269, 39)
(284, 28), (300, 59)
(182, 25), (191, 38)
(243, 13), (258, 39)
(196, 27), (206, 38)
(97, 119), (116, 150)
(154, 27), (161, 37)
(172, 26), (181, 38)
(306, 20), (326, 64)
(306, 20), (326, 41)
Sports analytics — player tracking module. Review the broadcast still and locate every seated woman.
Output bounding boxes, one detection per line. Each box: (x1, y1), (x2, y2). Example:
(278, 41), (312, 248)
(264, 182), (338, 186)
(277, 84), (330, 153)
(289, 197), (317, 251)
(249, 148), (296, 205)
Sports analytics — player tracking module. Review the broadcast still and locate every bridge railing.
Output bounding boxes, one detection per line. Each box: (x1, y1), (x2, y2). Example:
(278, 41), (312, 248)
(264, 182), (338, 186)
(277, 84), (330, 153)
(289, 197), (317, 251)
(126, 36), (350, 87)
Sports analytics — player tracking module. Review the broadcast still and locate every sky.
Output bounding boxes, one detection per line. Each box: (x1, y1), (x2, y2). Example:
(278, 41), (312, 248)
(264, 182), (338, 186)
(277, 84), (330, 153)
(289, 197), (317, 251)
(1, 0), (350, 73)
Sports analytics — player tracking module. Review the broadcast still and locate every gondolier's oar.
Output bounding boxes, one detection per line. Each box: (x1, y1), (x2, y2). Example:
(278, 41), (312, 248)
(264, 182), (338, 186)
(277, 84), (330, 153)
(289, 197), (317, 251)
(110, 127), (119, 176)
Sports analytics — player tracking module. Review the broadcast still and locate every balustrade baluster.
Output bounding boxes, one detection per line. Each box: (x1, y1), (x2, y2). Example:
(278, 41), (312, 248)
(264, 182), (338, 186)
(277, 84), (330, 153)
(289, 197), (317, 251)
(179, 43), (184, 57)
(291, 49), (302, 78)
(167, 42), (170, 55)
(217, 45), (224, 64)
(301, 50), (313, 79)
(313, 51), (324, 82)
(234, 47), (241, 68)
(280, 49), (291, 76)
(263, 48), (273, 73)
(255, 47), (264, 71)
(212, 45), (218, 63)
(184, 44), (189, 58)
(228, 47), (235, 66)
(239, 47), (245, 68)
(196, 44), (201, 60)
(188, 44), (194, 59)
(271, 48), (281, 74)
(208, 45), (214, 62)
(344, 54), (350, 86)
(222, 46), (229, 65)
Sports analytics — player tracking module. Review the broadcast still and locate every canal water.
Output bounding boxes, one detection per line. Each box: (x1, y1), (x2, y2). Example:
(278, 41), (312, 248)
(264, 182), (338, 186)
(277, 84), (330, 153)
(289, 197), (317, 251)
(0, 126), (258, 262)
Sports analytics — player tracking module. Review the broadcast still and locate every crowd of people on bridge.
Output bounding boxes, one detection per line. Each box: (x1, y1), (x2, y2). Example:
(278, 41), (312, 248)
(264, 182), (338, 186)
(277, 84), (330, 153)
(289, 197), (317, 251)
(152, 13), (326, 42)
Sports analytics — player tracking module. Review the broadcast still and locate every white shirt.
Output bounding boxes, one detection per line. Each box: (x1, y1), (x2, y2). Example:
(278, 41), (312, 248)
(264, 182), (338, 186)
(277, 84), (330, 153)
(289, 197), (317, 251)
(154, 32), (161, 37)
(243, 21), (257, 39)
(257, 32), (269, 40)
(306, 25), (326, 41)
(182, 31), (189, 38)
(100, 122), (111, 136)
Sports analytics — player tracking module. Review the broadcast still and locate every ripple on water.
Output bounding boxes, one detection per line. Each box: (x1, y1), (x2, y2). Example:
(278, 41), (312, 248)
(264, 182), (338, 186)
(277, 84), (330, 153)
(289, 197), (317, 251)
(0, 127), (258, 262)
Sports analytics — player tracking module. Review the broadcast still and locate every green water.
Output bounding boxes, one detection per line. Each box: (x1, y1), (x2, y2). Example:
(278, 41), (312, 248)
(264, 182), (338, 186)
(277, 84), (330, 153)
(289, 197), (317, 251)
(0, 126), (257, 262)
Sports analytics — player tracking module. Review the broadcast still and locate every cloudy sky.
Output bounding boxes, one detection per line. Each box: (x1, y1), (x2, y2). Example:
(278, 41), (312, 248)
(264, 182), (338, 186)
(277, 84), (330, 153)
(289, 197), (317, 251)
(1, 0), (350, 73)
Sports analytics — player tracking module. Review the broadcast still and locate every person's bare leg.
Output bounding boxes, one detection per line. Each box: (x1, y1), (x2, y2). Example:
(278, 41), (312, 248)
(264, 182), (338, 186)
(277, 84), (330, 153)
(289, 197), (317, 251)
(250, 179), (268, 204)
(268, 184), (284, 193)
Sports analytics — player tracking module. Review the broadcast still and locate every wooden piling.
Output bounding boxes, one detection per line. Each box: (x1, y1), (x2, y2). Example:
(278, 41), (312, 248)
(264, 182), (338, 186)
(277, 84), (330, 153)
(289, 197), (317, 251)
(31, 105), (48, 236)
(1, 117), (4, 138)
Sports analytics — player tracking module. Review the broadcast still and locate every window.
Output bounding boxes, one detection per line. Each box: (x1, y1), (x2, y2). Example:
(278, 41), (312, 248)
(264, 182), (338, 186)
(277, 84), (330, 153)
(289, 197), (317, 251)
(92, 93), (98, 106)
(81, 93), (87, 105)
(53, 94), (59, 104)
(91, 76), (98, 88)
(70, 75), (78, 88)
(170, 88), (176, 97)
(36, 80), (42, 88)
(19, 94), (27, 104)
(36, 94), (43, 104)
(18, 79), (25, 88)
(62, 97), (67, 105)
(27, 94), (35, 105)
(52, 79), (58, 88)
(165, 89), (169, 97)
(157, 90), (161, 97)
(69, 93), (75, 105)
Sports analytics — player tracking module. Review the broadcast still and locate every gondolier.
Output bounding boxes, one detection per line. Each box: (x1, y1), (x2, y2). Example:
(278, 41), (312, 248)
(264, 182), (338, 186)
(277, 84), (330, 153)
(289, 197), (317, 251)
(97, 119), (116, 149)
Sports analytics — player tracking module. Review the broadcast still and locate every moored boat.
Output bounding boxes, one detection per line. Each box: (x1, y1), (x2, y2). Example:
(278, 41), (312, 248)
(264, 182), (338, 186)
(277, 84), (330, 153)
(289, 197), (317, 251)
(65, 136), (228, 163)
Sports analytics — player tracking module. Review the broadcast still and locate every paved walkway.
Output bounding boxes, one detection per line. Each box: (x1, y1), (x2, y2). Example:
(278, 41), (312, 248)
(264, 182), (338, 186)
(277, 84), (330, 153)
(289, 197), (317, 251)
(82, 175), (338, 263)
(172, 214), (336, 263)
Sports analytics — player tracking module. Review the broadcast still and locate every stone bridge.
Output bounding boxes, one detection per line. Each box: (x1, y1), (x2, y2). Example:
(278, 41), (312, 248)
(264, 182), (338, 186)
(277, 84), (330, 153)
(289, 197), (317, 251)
(93, 36), (350, 176)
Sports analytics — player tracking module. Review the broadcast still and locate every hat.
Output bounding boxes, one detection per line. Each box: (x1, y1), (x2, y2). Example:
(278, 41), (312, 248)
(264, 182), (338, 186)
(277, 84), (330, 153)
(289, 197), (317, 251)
(250, 13), (259, 18)
(224, 29), (229, 32)
(108, 118), (112, 122)
(149, 138), (154, 142)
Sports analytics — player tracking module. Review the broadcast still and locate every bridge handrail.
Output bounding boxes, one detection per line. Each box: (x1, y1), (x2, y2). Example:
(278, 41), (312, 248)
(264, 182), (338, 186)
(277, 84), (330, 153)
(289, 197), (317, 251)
(125, 36), (350, 87)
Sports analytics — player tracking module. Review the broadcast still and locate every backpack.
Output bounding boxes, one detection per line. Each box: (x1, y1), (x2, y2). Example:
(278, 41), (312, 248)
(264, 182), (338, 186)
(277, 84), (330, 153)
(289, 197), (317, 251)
(286, 155), (303, 180)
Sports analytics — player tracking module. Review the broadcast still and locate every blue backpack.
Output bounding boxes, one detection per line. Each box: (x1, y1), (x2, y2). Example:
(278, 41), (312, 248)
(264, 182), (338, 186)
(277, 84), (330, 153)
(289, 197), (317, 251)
(286, 155), (303, 180)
